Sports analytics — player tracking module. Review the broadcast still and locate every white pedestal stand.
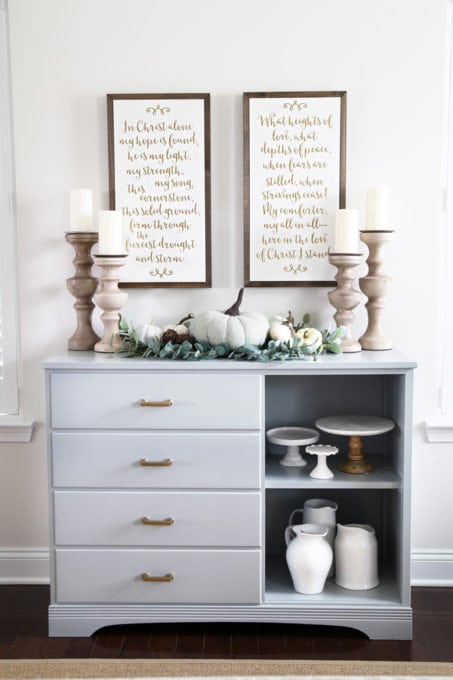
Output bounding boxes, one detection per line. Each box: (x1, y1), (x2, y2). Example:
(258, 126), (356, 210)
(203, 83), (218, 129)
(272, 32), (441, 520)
(266, 426), (319, 467)
(306, 444), (339, 479)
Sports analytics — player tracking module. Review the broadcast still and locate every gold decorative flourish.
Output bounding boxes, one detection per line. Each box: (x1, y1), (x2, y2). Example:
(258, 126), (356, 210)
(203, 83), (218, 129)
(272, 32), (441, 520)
(149, 267), (174, 278)
(146, 104), (171, 115)
(283, 100), (308, 111)
(284, 263), (309, 275)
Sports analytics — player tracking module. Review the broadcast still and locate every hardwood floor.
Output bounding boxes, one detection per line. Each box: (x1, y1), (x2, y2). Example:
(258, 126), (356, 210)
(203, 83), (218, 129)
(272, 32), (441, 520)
(0, 585), (452, 661)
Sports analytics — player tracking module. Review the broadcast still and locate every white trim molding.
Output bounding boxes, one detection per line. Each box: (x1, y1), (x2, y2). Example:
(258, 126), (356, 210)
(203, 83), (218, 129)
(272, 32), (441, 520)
(411, 549), (453, 586)
(0, 0), (20, 417)
(426, 1), (453, 436)
(0, 416), (35, 442)
(0, 547), (49, 584)
(425, 416), (453, 442)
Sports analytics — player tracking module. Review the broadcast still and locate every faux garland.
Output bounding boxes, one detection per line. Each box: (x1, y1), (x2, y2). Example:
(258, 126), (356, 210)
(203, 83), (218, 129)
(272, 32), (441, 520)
(117, 316), (345, 362)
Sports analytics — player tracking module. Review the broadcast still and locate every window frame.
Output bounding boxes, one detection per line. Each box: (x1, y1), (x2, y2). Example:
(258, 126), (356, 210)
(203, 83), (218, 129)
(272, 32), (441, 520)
(0, 0), (33, 441)
(425, 0), (453, 442)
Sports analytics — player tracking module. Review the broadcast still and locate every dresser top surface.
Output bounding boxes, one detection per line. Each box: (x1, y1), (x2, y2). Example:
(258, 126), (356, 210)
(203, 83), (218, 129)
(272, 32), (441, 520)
(42, 349), (416, 373)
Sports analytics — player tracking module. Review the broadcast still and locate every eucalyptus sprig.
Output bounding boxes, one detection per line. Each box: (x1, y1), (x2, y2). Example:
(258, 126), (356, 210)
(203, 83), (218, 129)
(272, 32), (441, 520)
(117, 317), (345, 362)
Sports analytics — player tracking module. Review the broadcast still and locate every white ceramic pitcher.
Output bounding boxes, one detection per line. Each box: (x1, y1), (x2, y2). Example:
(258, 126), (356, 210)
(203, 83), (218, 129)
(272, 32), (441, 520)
(334, 523), (379, 590)
(284, 523), (333, 594)
(288, 499), (338, 576)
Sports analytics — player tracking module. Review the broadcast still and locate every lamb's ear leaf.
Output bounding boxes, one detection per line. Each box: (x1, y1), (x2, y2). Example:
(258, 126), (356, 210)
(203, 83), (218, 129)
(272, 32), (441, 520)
(325, 341), (342, 354)
(119, 316), (130, 332)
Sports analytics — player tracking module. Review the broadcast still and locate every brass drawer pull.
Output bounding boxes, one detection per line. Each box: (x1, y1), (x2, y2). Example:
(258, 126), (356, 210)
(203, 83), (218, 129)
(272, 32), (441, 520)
(141, 516), (175, 526)
(139, 398), (173, 407)
(139, 458), (173, 467)
(141, 572), (174, 583)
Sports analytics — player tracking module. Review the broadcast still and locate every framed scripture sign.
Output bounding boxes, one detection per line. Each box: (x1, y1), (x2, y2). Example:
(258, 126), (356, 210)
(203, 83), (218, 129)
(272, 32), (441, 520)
(244, 91), (346, 286)
(107, 93), (211, 287)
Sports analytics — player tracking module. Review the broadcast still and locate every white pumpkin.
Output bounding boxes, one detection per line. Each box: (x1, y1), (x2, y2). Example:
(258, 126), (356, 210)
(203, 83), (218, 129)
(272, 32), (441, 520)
(269, 323), (292, 342)
(190, 289), (269, 350)
(136, 322), (162, 344)
(295, 327), (323, 349)
(269, 311), (295, 343)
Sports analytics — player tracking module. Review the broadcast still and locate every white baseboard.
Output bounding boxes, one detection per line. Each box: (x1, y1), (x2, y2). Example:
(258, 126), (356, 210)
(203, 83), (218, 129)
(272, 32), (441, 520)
(411, 549), (453, 586)
(0, 547), (451, 587)
(0, 548), (50, 584)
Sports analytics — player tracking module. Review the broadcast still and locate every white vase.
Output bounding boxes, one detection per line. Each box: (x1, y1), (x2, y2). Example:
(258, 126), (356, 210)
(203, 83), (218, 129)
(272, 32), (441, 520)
(288, 499), (338, 577)
(284, 523), (333, 595)
(335, 523), (379, 590)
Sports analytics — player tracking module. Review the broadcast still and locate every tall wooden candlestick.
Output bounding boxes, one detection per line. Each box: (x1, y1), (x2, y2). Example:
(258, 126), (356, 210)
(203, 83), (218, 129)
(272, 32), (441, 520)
(359, 230), (394, 350)
(65, 232), (100, 351)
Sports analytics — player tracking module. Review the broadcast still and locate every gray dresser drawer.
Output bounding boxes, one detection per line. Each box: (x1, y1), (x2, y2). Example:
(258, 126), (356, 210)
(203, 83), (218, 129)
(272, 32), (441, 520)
(50, 372), (261, 430)
(51, 432), (261, 489)
(53, 490), (262, 547)
(55, 548), (262, 604)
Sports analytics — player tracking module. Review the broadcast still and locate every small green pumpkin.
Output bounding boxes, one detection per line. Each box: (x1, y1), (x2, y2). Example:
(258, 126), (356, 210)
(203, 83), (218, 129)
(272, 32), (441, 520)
(190, 289), (269, 350)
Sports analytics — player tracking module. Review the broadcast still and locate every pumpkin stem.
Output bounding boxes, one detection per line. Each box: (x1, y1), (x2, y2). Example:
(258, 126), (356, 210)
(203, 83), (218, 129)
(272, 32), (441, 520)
(285, 310), (295, 328)
(225, 288), (244, 316)
(283, 310), (296, 337)
(178, 313), (194, 325)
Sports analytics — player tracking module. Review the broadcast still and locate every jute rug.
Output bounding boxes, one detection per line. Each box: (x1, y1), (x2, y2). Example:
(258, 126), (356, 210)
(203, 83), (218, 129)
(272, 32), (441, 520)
(0, 659), (452, 680)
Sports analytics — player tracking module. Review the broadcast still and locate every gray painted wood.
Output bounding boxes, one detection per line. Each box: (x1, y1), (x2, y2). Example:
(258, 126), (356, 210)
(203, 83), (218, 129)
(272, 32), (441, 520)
(52, 431), (262, 489)
(44, 350), (415, 639)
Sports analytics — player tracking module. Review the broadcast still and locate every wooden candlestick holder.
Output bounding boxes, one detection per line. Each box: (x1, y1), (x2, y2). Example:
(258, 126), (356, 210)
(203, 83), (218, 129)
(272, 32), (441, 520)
(359, 230), (394, 350)
(65, 231), (100, 351)
(93, 255), (128, 353)
(327, 253), (363, 353)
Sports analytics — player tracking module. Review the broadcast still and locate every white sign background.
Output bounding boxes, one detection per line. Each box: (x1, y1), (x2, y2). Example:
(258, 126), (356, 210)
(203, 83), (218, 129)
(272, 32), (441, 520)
(245, 94), (344, 285)
(110, 96), (209, 286)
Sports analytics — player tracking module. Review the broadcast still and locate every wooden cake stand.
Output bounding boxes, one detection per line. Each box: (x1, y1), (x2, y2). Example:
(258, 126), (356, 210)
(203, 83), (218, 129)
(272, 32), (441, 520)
(315, 415), (395, 474)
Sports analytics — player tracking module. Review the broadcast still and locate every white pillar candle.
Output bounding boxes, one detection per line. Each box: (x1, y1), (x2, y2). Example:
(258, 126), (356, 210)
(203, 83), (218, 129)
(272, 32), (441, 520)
(334, 209), (359, 253)
(365, 186), (389, 229)
(69, 188), (93, 231)
(98, 210), (123, 254)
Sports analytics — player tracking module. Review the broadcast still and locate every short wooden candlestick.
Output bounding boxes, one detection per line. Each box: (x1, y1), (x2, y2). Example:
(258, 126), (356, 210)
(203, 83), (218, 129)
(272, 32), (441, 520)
(359, 230), (394, 350)
(327, 253), (363, 353)
(93, 255), (128, 353)
(65, 232), (100, 351)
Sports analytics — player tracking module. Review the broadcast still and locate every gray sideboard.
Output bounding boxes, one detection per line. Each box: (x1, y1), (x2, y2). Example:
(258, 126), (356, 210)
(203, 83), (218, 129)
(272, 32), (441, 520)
(43, 350), (415, 639)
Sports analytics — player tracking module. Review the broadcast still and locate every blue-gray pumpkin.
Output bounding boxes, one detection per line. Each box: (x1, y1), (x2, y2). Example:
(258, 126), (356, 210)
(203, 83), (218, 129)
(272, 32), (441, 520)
(190, 289), (269, 350)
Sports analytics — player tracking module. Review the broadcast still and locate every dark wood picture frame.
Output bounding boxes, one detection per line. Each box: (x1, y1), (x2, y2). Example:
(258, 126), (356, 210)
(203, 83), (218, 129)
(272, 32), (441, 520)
(243, 90), (346, 287)
(107, 93), (212, 288)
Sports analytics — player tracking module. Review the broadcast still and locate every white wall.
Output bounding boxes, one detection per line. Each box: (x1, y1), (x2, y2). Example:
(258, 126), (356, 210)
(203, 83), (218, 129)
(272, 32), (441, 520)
(1, 0), (451, 583)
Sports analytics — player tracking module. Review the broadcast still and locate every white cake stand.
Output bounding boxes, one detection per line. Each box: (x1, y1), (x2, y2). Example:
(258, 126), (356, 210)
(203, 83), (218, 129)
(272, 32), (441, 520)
(315, 414), (395, 474)
(266, 426), (319, 467)
(305, 444), (338, 479)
